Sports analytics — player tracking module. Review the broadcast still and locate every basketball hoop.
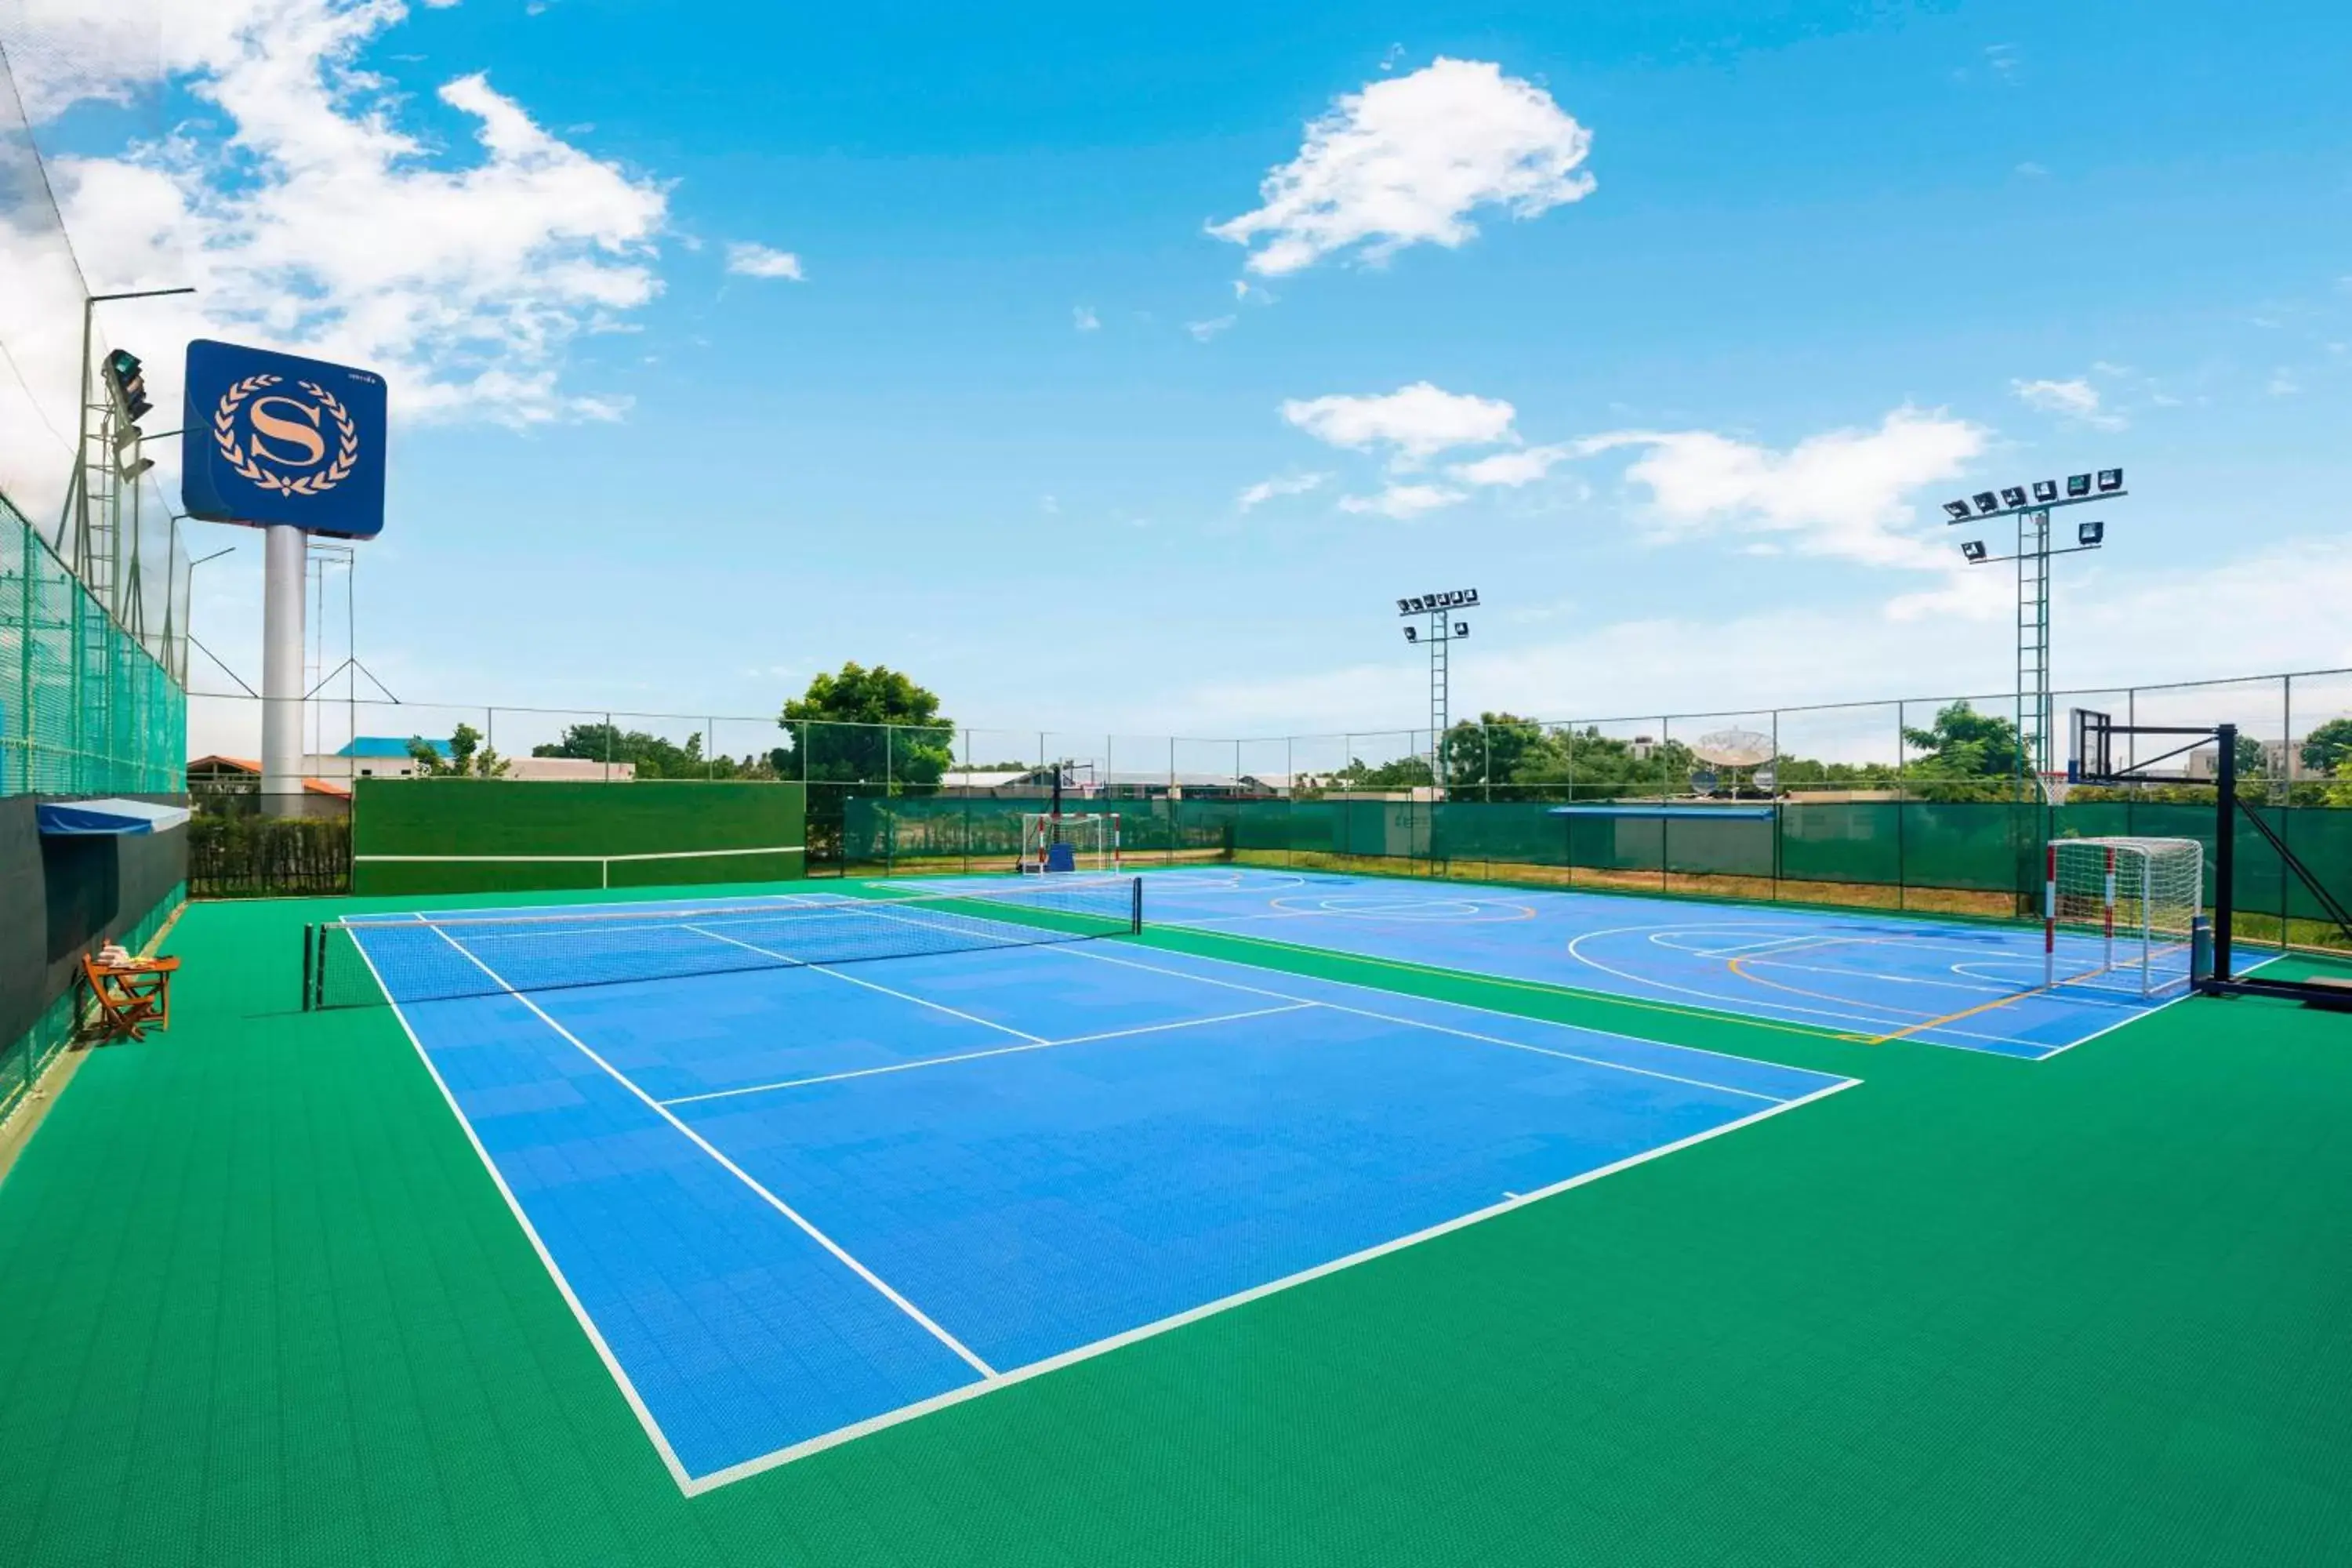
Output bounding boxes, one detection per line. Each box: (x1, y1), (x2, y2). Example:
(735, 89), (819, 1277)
(2038, 770), (2071, 807)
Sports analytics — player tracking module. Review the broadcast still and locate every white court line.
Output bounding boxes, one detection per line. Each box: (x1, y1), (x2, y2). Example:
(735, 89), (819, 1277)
(1673, 934), (1828, 959)
(658, 1003), (1316, 1108)
(2031, 951), (2288, 1059)
(345, 931), (699, 1494)
(421, 924), (1000, 1384)
(1102, 927), (1886, 1079)
(682, 924), (1047, 1044)
(1050, 944), (1805, 1105)
(681, 1070), (1860, 1494)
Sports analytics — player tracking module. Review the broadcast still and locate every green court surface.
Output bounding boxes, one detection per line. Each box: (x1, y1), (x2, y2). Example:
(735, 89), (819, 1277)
(3, 884), (2349, 1566)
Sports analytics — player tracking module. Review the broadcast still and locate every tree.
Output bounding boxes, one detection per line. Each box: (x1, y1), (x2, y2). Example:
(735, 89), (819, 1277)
(532, 723), (723, 779)
(775, 662), (955, 790)
(2301, 717), (2352, 778)
(2329, 757), (2352, 810)
(1900, 701), (2025, 798)
(408, 722), (508, 778)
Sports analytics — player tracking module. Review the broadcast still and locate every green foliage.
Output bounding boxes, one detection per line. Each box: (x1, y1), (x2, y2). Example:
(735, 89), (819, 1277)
(2301, 717), (2352, 777)
(2330, 757), (2352, 810)
(408, 722), (507, 778)
(775, 662), (954, 791)
(530, 723), (776, 780)
(1333, 754), (1434, 790)
(187, 812), (350, 896)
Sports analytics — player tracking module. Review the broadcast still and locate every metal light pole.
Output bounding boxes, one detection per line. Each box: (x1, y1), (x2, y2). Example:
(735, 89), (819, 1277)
(1395, 588), (1477, 794)
(1944, 471), (2125, 798)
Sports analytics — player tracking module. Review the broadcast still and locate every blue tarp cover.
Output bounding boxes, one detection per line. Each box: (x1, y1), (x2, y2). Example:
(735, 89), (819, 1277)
(35, 798), (191, 837)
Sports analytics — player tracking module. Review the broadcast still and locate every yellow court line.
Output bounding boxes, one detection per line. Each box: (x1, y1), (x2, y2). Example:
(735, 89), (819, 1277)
(1867, 982), (2052, 1045)
(1155, 925), (1872, 1046)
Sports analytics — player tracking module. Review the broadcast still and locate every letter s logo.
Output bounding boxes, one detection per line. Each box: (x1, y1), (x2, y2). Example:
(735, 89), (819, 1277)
(248, 395), (327, 467)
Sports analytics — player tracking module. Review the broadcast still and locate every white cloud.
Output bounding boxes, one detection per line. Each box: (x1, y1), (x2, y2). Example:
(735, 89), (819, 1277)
(1207, 57), (1595, 277)
(1073, 305), (1100, 332)
(1186, 314), (1236, 342)
(1449, 444), (1571, 488)
(725, 243), (804, 281)
(1153, 538), (2352, 736)
(1574, 407), (1988, 570)
(1338, 482), (1465, 520)
(1281, 381), (1518, 464)
(2268, 368), (2301, 397)
(2012, 376), (2124, 430)
(21, 0), (668, 457)
(1236, 472), (1328, 511)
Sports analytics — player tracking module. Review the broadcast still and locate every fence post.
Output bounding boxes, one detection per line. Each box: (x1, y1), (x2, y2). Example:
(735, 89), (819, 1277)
(1895, 701), (1907, 912)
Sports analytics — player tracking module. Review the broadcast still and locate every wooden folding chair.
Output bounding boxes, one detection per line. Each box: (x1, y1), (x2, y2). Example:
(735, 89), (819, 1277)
(81, 953), (180, 1042)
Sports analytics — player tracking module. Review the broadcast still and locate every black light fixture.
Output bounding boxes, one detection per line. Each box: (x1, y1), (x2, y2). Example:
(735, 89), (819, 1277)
(1943, 499), (1973, 522)
(1961, 540), (1987, 563)
(2066, 473), (2092, 498)
(1973, 491), (1999, 514)
(1999, 485), (2028, 509)
(2078, 520), (2103, 546)
(1453, 622), (1469, 637)
(1403, 625), (1418, 643)
(2031, 479), (2059, 503)
(2096, 467), (2123, 492)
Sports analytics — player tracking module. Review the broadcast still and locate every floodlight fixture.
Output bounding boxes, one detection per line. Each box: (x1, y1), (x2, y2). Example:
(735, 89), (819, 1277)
(2066, 473), (2092, 498)
(2096, 467), (2123, 492)
(1973, 492), (1999, 514)
(1454, 622), (1469, 637)
(2000, 485), (2028, 509)
(2032, 480), (2059, 503)
(2078, 520), (2103, 546)
(1403, 625), (1418, 643)
(118, 456), (155, 482)
(1943, 499), (1973, 522)
(1961, 540), (1987, 563)
(1399, 587), (1478, 617)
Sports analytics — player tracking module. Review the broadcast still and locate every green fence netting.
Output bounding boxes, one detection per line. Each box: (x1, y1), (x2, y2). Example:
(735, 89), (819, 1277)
(843, 794), (2352, 951)
(2, 495), (187, 796)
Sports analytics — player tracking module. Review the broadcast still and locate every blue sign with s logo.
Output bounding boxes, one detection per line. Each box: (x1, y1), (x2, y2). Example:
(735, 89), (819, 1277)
(181, 339), (388, 539)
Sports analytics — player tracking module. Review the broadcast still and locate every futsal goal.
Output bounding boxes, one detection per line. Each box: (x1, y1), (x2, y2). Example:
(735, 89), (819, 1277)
(2044, 837), (2204, 998)
(1019, 812), (1120, 874)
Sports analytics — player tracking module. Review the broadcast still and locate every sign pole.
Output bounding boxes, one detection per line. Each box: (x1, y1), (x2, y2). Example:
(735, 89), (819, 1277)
(261, 522), (307, 804)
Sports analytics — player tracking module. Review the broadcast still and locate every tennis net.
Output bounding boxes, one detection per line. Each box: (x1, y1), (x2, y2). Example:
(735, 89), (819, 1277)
(304, 876), (1144, 1010)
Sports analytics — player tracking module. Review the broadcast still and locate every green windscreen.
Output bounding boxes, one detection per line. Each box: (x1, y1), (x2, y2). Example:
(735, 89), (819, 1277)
(352, 780), (807, 895)
(838, 792), (2352, 952)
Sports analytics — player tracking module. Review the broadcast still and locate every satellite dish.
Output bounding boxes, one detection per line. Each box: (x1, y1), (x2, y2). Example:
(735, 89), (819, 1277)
(1689, 768), (1719, 796)
(1752, 763), (1778, 794)
(1690, 728), (1775, 768)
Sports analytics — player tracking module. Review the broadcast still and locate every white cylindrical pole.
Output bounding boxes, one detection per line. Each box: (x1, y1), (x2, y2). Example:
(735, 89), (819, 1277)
(261, 524), (307, 806)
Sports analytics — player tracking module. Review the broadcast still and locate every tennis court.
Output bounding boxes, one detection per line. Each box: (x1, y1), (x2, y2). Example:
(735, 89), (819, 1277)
(321, 877), (1853, 1490)
(1138, 867), (2192, 1059)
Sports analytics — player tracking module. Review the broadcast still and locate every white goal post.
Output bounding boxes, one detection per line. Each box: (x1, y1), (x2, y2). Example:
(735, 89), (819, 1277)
(2044, 837), (2204, 998)
(1018, 812), (1121, 874)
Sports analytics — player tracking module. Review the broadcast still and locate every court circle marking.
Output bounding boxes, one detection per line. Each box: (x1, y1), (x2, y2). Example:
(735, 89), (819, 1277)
(1268, 893), (1537, 924)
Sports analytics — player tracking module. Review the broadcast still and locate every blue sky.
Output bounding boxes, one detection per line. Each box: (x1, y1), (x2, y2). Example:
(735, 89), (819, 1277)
(11, 0), (2352, 757)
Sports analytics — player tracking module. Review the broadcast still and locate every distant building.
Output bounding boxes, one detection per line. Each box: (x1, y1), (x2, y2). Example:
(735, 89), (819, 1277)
(185, 756), (351, 807)
(499, 756), (637, 782)
(303, 736), (452, 782)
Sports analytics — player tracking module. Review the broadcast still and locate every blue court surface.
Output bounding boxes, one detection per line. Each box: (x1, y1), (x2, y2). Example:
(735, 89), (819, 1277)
(346, 890), (1853, 1492)
(1132, 867), (2191, 1060)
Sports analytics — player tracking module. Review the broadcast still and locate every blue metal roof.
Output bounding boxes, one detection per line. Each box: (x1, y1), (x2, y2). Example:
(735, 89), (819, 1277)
(338, 736), (451, 758)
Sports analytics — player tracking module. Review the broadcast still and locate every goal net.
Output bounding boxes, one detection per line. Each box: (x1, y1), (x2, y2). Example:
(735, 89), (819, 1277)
(2045, 837), (2203, 998)
(1019, 812), (1120, 874)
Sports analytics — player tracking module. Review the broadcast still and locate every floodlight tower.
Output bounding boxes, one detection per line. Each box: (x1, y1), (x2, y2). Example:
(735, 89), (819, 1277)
(1941, 469), (2126, 798)
(1396, 589), (1477, 793)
